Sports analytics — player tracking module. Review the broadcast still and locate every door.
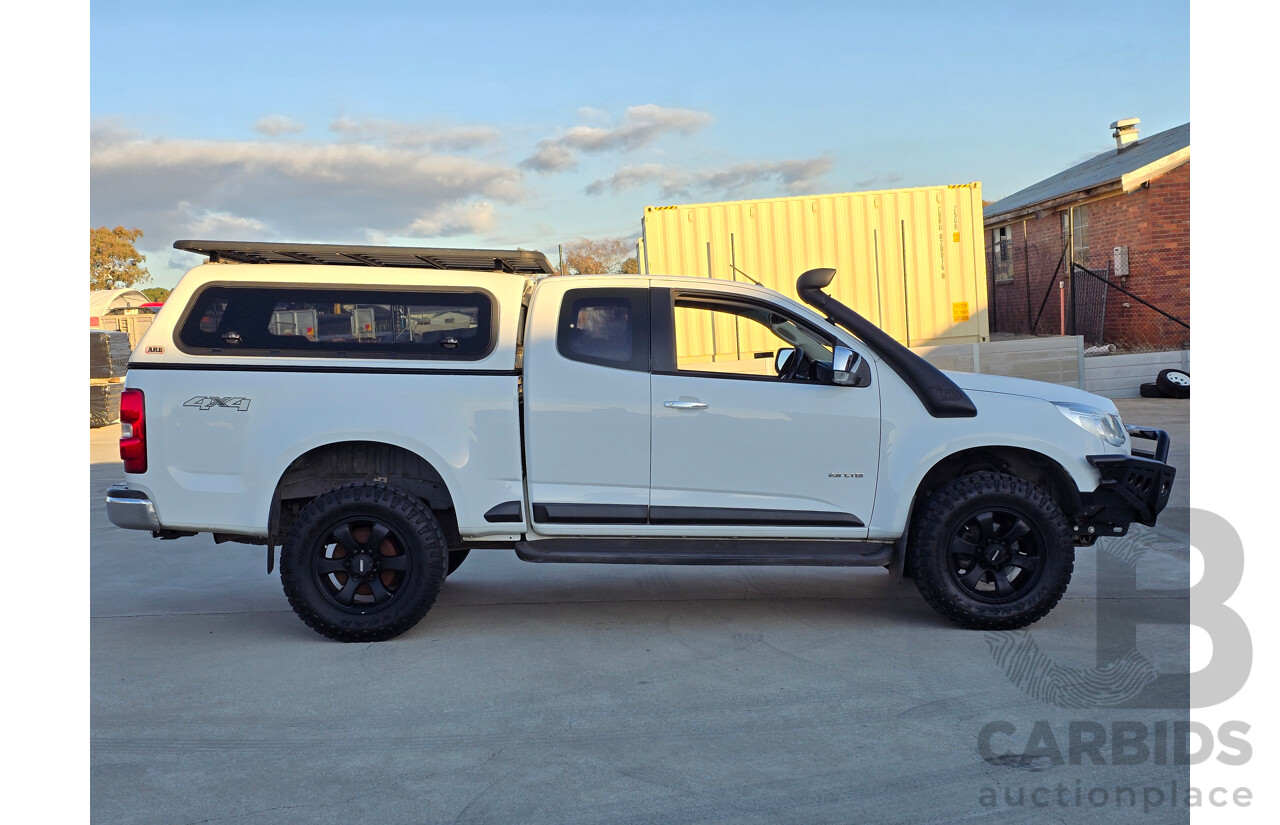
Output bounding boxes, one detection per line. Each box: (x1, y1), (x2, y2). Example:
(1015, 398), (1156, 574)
(522, 284), (653, 534)
(649, 289), (881, 537)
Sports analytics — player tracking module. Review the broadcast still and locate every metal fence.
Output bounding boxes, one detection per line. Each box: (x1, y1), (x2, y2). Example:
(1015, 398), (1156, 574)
(989, 243), (1189, 354)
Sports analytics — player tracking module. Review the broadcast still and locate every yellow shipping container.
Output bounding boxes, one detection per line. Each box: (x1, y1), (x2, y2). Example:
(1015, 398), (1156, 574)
(640, 183), (990, 351)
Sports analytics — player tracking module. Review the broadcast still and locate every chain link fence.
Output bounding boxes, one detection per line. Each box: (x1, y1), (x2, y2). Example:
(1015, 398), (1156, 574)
(989, 242), (1189, 354)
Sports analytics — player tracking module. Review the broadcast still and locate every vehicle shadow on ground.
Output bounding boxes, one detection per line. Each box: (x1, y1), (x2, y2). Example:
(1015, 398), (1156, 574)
(429, 572), (970, 635)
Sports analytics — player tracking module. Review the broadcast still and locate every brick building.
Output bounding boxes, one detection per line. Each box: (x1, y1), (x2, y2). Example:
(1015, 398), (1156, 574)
(983, 120), (1189, 351)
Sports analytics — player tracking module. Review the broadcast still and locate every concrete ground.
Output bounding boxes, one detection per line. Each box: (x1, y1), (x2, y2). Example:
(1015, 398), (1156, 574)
(1115, 397), (1190, 537)
(91, 398), (1191, 825)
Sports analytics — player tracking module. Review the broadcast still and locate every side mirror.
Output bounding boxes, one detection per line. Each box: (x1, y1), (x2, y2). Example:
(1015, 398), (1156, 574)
(832, 346), (869, 387)
(775, 347), (795, 375)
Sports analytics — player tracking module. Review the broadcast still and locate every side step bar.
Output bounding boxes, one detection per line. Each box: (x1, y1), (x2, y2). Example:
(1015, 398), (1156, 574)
(513, 538), (894, 567)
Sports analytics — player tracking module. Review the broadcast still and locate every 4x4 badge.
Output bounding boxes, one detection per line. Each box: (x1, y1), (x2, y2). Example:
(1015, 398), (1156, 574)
(184, 396), (252, 412)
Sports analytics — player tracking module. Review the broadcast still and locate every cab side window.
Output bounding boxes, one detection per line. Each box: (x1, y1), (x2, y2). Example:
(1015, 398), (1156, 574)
(556, 288), (650, 372)
(672, 298), (834, 380)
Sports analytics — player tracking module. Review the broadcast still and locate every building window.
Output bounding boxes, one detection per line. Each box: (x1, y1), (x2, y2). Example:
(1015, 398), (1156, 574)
(1062, 206), (1090, 268)
(992, 226), (1014, 283)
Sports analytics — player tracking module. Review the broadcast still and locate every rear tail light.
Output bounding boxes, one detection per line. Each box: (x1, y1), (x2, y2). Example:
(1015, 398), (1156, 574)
(119, 389), (147, 473)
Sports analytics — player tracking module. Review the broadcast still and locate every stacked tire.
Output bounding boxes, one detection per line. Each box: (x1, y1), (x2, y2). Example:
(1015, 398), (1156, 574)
(90, 330), (131, 427)
(1139, 368), (1189, 399)
(90, 383), (124, 428)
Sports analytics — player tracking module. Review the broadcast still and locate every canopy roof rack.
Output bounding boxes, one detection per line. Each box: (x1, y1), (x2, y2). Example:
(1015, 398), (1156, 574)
(174, 240), (556, 275)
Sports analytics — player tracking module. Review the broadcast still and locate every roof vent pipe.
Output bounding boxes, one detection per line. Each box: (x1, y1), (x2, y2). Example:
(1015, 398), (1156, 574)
(1111, 118), (1141, 149)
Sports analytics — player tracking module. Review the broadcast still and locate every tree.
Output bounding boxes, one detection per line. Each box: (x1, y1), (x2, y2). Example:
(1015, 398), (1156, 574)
(142, 287), (172, 303)
(91, 226), (151, 290)
(560, 236), (640, 275)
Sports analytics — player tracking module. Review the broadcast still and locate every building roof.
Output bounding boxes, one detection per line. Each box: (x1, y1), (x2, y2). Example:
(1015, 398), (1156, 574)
(984, 122), (1190, 225)
(90, 288), (149, 317)
(173, 240), (555, 275)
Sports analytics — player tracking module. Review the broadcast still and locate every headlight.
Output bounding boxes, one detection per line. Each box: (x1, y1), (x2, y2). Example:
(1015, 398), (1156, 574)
(1054, 402), (1127, 447)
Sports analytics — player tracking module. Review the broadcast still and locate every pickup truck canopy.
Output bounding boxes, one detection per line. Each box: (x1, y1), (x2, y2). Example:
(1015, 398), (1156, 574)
(174, 240), (556, 275)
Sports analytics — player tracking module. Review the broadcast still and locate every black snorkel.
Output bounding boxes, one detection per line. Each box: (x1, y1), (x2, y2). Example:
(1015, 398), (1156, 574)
(796, 268), (977, 418)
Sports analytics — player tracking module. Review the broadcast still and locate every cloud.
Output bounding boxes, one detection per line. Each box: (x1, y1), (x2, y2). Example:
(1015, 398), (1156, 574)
(521, 141), (578, 172)
(253, 115), (304, 136)
(329, 117), (500, 151)
(563, 104), (713, 152)
(586, 157), (836, 199)
(851, 172), (904, 189)
(699, 158), (835, 194)
(522, 104), (713, 172)
(178, 203), (268, 236)
(90, 117), (140, 144)
(90, 124), (524, 247)
(584, 163), (680, 196)
(403, 201), (498, 237)
(575, 106), (610, 123)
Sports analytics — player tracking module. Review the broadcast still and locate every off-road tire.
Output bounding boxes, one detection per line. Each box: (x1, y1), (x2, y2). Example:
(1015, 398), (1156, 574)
(909, 472), (1074, 630)
(281, 482), (446, 642)
(446, 548), (471, 576)
(1156, 368), (1190, 399)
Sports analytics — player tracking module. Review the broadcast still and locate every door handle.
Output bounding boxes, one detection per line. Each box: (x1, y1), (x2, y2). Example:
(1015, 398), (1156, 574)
(664, 400), (708, 409)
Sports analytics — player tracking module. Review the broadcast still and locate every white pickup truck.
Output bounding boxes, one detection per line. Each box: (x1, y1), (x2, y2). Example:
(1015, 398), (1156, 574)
(106, 241), (1175, 641)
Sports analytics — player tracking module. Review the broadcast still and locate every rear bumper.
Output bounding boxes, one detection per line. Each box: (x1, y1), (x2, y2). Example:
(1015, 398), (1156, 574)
(1076, 426), (1176, 539)
(106, 484), (161, 531)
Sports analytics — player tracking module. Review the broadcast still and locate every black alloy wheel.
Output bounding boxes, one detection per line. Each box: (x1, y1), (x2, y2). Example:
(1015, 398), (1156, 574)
(946, 508), (1044, 604)
(281, 482), (446, 642)
(909, 472), (1074, 630)
(312, 518), (412, 611)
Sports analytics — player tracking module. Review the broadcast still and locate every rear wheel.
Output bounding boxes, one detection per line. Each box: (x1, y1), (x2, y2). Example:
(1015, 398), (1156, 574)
(281, 482), (446, 642)
(909, 472), (1074, 630)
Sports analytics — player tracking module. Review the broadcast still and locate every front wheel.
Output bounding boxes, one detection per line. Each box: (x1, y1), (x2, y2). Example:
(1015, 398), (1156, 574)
(909, 472), (1074, 630)
(281, 482), (446, 642)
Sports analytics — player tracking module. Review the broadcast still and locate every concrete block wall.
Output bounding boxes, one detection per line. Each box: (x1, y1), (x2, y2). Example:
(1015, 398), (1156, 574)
(914, 336), (1082, 388)
(1083, 349), (1191, 399)
(914, 335), (1190, 399)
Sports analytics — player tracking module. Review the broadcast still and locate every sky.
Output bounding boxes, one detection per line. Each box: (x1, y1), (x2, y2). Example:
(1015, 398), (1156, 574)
(90, 0), (1191, 288)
